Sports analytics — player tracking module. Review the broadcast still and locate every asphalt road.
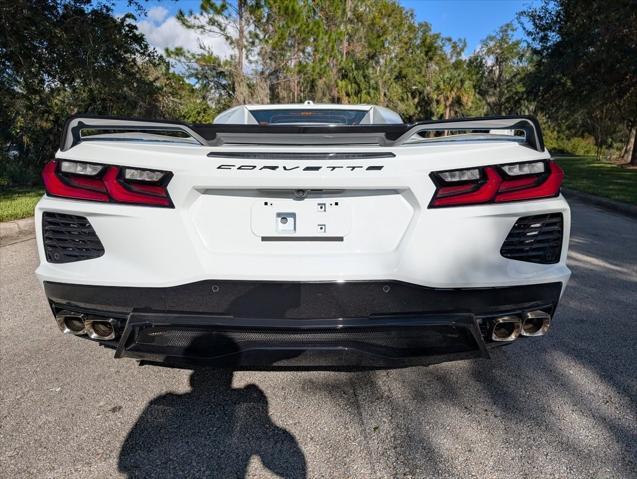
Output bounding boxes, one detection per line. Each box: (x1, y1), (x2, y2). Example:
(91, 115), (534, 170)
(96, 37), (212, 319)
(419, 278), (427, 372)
(1, 199), (636, 478)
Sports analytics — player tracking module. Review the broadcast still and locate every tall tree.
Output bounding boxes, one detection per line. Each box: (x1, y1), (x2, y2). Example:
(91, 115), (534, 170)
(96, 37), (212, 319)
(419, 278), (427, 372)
(253, 0), (316, 102)
(177, 0), (266, 105)
(469, 23), (532, 116)
(166, 47), (236, 114)
(0, 0), (165, 185)
(432, 40), (476, 120)
(521, 0), (637, 163)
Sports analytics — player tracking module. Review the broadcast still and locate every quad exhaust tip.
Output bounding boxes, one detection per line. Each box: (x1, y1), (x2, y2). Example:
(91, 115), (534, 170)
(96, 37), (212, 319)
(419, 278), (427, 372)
(55, 311), (118, 340)
(491, 316), (522, 342)
(55, 312), (87, 336)
(521, 310), (551, 337)
(490, 310), (552, 342)
(84, 319), (117, 341)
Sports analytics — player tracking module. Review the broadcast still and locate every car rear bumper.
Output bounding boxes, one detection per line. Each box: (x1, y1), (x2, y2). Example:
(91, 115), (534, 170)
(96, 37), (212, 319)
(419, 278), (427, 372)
(45, 280), (563, 368)
(35, 194), (571, 290)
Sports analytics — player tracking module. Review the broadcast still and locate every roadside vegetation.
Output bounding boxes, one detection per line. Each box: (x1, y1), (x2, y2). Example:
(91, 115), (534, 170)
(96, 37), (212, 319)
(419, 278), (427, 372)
(0, 0), (635, 208)
(0, 188), (43, 222)
(555, 157), (637, 205)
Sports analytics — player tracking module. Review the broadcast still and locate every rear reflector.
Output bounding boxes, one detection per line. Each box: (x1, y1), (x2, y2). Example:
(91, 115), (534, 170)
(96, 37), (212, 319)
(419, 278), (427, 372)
(43, 160), (172, 207)
(430, 160), (563, 207)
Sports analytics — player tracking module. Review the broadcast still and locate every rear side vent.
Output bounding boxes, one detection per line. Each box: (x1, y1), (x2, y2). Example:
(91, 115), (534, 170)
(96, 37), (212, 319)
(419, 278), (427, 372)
(43, 212), (104, 263)
(501, 213), (563, 264)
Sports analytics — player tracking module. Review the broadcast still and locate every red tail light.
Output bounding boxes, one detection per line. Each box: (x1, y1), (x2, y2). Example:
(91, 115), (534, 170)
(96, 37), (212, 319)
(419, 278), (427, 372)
(42, 160), (172, 207)
(429, 160), (563, 208)
(495, 161), (564, 202)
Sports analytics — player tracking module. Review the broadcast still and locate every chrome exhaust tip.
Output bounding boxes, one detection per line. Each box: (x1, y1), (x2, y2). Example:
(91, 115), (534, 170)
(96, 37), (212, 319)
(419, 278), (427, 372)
(521, 310), (551, 337)
(55, 312), (86, 336)
(491, 316), (522, 342)
(84, 318), (117, 341)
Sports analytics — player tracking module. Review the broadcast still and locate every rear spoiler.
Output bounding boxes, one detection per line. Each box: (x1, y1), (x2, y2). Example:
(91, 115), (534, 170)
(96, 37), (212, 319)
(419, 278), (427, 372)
(60, 115), (545, 152)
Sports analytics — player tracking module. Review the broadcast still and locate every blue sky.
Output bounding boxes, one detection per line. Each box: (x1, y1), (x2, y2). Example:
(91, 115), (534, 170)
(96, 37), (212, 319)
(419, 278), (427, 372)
(115, 0), (539, 56)
(401, 0), (538, 51)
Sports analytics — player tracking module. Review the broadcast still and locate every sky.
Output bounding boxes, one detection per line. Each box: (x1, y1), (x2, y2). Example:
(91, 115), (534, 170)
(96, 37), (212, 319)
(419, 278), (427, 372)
(114, 0), (540, 58)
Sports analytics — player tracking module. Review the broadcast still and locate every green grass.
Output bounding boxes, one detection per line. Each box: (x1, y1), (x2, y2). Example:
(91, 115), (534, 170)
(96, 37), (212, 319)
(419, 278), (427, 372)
(0, 188), (44, 222)
(555, 156), (637, 205)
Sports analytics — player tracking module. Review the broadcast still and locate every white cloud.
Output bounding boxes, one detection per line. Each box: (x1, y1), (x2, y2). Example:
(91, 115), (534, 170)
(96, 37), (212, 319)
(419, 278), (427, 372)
(136, 12), (232, 58)
(147, 6), (169, 23)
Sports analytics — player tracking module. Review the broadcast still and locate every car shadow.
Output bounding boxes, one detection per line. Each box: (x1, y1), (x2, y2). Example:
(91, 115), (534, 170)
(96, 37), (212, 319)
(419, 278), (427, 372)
(117, 337), (307, 479)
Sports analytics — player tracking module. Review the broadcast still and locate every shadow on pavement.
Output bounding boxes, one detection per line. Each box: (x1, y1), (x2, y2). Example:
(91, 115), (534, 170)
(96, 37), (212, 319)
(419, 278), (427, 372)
(117, 336), (307, 479)
(293, 208), (637, 477)
(118, 202), (636, 477)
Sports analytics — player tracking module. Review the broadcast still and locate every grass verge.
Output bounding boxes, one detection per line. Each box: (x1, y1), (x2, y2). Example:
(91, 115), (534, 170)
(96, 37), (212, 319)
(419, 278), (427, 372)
(554, 156), (637, 205)
(0, 188), (44, 222)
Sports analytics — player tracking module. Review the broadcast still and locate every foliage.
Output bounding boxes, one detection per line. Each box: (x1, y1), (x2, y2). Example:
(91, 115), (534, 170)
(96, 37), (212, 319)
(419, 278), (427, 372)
(165, 48), (235, 118)
(468, 23), (532, 116)
(555, 157), (637, 205)
(520, 0), (637, 163)
(172, 0), (481, 121)
(0, 0), (164, 185)
(146, 61), (218, 123)
(543, 128), (597, 157)
(432, 40), (476, 119)
(2, 0), (635, 192)
(176, 0), (268, 105)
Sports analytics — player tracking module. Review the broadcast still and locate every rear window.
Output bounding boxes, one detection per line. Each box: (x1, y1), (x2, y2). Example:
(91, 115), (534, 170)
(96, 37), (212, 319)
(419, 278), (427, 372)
(250, 109), (368, 125)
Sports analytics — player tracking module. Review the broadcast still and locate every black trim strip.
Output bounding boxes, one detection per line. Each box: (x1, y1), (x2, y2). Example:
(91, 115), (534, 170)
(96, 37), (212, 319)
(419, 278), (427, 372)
(206, 152), (396, 160)
(261, 236), (344, 242)
(44, 280), (563, 320)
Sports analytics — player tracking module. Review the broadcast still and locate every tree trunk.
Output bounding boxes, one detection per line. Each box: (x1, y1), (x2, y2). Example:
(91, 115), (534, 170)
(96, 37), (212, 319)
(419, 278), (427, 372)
(625, 125), (636, 166)
(443, 102), (451, 135)
(342, 0), (350, 60)
(235, 0), (247, 104)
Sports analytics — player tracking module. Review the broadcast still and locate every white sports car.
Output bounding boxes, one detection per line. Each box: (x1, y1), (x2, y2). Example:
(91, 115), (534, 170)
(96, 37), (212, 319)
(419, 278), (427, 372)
(35, 103), (571, 367)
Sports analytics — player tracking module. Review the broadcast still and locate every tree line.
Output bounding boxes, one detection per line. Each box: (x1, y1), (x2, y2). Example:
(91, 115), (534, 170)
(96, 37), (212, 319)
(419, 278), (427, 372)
(1, 0), (635, 187)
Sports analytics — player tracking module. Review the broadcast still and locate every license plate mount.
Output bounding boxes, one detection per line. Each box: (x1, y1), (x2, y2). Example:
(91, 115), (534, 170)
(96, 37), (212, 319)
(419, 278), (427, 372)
(251, 199), (350, 237)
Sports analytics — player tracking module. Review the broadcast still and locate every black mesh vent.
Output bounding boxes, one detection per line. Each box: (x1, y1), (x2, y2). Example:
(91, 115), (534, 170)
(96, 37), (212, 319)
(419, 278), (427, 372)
(501, 213), (563, 264)
(43, 212), (104, 263)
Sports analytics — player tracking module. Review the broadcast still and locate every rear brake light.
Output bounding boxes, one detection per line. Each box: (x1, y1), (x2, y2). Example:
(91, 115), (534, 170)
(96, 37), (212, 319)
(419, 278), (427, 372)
(432, 167), (502, 206)
(495, 161), (563, 202)
(102, 167), (171, 206)
(430, 160), (563, 207)
(42, 161), (109, 202)
(42, 160), (173, 207)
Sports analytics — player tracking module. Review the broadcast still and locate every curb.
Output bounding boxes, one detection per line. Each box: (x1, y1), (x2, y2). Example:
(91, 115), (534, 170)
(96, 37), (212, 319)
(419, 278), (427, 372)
(562, 188), (637, 219)
(0, 217), (35, 246)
